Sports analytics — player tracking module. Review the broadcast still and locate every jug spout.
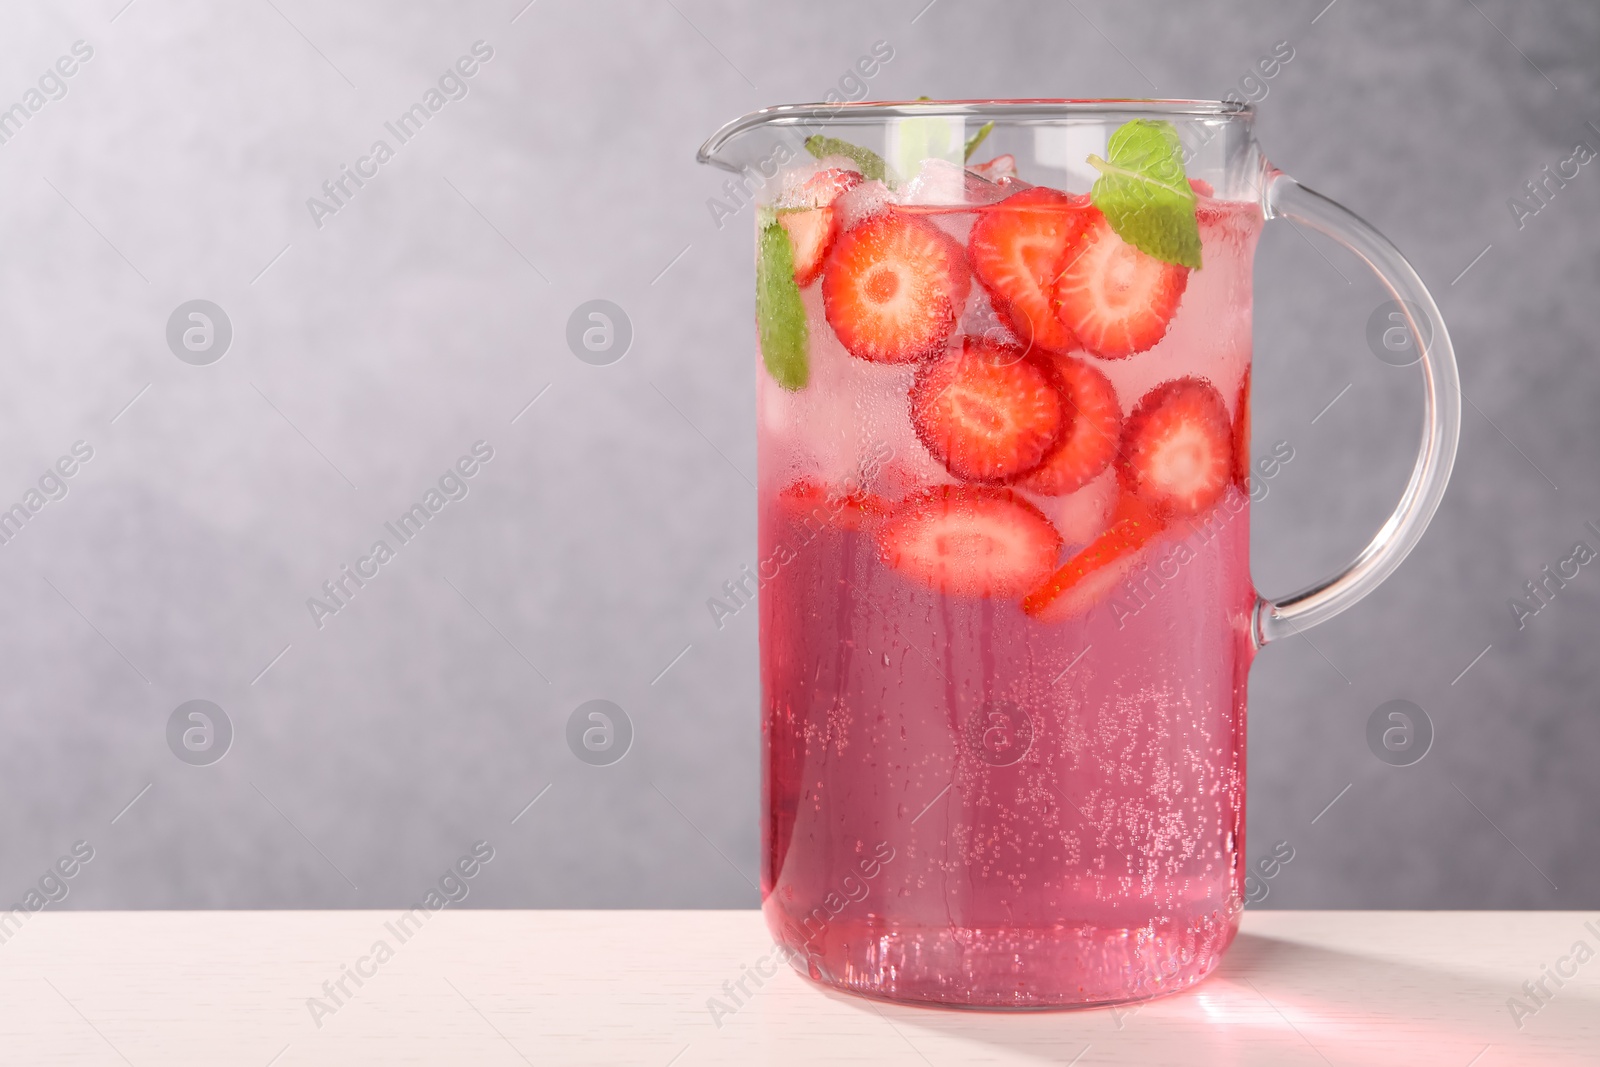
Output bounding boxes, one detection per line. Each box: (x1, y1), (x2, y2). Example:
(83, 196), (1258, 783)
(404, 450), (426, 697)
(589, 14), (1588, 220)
(696, 104), (830, 175)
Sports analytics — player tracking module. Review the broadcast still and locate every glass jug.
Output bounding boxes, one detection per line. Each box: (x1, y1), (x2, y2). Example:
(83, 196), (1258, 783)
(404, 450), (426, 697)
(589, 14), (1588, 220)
(697, 100), (1458, 1008)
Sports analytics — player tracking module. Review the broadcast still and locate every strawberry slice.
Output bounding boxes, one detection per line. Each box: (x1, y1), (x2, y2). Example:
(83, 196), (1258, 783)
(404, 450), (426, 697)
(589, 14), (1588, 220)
(1053, 211), (1189, 359)
(780, 478), (887, 533)
(969, 187), (1089, 355)
(875, 485), (1062, 598)
(1233, 369), (1251, 489)
(779, 209), (836, 287)
(778, 169), (862, 287)
(822, 211), (970, 364)
(1017, 355), (1121, 496)
(797, 167), (863, 207)
(1117, 377), (1234, 517)
(909, 338), (1066, 483)
(968, 154), (1018, 183)
(1023, 493), (1165, 622)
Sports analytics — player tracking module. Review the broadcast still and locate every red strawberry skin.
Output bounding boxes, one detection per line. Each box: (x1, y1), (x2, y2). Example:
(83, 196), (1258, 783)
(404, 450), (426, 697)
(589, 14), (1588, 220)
(779, 208), (837, 287)
(777, 169), (862, 288)
(910, 338), (1066, 484)
(822, 212), (971, 364)
(1022, 493), (1165, 621)
(968, 154), (1018, 182)
(875, 485), (1062, 599)
(1233, 369), (1251, 489)
(798, 167), (862, 207)
(779, 478), (888, 533)
(1117, 377), (1234, 518)
(968, 187), (1089, 355)
(1053, 211), (1189, 359)
(1017, 355), (1121, 496)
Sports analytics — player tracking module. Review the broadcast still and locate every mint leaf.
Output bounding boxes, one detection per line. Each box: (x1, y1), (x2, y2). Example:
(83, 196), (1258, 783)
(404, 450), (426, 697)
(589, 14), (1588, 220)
(888, 115), (962, 186)
(1087, 119), (1202, 270)
(963, 121), (994, 161)
(757, 220), (809, 391)
(804, 135), (887, 183)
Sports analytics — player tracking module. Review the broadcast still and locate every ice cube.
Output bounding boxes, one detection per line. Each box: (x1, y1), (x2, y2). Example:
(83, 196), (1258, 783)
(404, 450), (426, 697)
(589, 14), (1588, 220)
(772, 158), (833, 209)
(968, 154), (1020, 183)
(897, 157), (1021, 208)
(959, 290), (1024, 351)
(896, 157), (968, 206)
(1038, 469), (1118, 548)
(962, 167), (1020, 205)
(834, 179), (894, 231)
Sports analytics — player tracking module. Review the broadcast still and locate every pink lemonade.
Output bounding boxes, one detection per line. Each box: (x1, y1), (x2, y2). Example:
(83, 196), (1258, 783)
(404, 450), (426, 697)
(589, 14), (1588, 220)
(754, 147), (1265, 1007)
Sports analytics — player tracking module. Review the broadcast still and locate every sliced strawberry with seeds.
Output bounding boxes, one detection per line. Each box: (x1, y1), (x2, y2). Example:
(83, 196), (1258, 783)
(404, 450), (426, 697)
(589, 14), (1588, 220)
(1118, 377), (1234, 517)
(876, 485), (1062, 599)
(779, 209), (837, 287)
(1023, 493), (1165, 622)
(780, 478), (888, 533)
(910, 338), (1066, 483)
(1018, 355), (1121, 496)
(969, 187), (1089, 355)
(823, 211), (971, 364)
(1233, 369), (1251, 489)
(777, 169), (862, 287)
(1053, 211), (1189, 359)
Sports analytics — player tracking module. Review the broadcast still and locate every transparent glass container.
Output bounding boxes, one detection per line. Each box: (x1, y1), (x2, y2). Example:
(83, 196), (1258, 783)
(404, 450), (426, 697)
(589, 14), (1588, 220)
(698, 100), (1458, 1008)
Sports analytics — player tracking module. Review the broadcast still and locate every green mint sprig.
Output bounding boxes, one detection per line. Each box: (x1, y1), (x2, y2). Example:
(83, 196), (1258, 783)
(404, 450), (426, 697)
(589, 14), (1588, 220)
(1087, 119), (1202, 270)
(804, 135), (887, 183)
(963, 121), (994, 161)
(757, 218), (809, 391)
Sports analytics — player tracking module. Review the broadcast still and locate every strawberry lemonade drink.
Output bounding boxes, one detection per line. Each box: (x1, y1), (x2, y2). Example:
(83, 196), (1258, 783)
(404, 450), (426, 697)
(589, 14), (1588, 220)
(704, 97), (1462, 1011)
(750, 117), (1261, 1008)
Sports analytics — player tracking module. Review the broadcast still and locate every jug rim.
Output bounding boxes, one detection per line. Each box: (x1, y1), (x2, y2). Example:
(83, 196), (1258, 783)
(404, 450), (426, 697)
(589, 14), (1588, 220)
(697, 98), (1254, 169)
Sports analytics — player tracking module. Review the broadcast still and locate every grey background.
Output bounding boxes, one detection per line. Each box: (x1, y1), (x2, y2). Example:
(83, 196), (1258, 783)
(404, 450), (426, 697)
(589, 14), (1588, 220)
(0, 0), (1593, 912)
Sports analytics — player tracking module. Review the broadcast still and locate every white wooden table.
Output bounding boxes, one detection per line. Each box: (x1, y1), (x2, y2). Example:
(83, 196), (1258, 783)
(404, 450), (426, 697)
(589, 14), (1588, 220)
(0, 911), (1593, 1064)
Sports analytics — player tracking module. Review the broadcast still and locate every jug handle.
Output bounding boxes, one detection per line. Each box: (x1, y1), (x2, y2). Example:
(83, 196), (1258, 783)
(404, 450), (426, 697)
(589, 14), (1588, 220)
(1253, 172), (1461, 646)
